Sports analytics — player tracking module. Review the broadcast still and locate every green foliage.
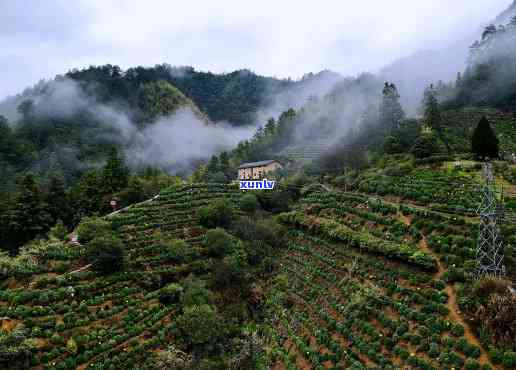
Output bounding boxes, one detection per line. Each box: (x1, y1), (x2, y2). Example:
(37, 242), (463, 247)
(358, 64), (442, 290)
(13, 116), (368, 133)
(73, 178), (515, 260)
(204, 228), (235, 257)
(49, 219), (68, 241)
(76, 216), (112, 244)
(1, 174), (53, 249)
(451, 323), (465, 337)
(503, 351), (516, 368)
(199, 199), (234, 228)
(410, 133), (441, 159)
(239, 194), (259, 213)
(383, 136), (403, 154)
(101, 148), (129, 194)
(181, 277), (210, 307)
(174, 304), (226, 352)
(159, 283), (184, 305)
(380, 82), (405, 132)
(278, 211), (436, 270)
(137, 80), (197, 122)
(165, 239), (192, 263)
(471, 116), (499, 160)
(85, 234), (125, 274)
(256, 189), (292, 213)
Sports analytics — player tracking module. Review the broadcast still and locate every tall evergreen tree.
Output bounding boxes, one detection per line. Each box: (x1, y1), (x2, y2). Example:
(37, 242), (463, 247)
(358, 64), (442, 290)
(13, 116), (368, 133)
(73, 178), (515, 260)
(102, 148), (129, 194)
(471, 116), (499, 160)
(379, 82), (405, 132)
(45, 175), (72, 227)
(219, 152), (230, 177)
(275, 109), (296, 145)
(6, 174), (52, 248)
(264, 118), (276, 136)
(423, 85), (450, 153)
(207, 155), (219, 173)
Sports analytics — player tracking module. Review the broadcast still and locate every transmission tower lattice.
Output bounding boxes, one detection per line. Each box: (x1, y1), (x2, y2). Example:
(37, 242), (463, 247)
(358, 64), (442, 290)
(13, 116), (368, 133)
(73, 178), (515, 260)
(474, 162), (505, 279)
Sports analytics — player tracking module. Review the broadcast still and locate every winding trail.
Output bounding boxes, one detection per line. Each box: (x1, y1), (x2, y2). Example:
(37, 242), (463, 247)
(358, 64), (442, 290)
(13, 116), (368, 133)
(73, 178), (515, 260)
(399, 212), (494, 368)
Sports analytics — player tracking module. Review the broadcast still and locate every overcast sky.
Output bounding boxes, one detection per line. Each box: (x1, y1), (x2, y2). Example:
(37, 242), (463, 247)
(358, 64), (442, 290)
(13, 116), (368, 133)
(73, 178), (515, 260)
(0, 0), (512, 99)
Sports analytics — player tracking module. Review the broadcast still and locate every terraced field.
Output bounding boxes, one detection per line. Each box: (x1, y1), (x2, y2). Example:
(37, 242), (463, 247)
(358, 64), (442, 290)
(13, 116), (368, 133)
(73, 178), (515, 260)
(281, 140), (334, 163)
(0, 183), (240, 370)
(1, 184), (513, 369)
(268, 190), (509, 369)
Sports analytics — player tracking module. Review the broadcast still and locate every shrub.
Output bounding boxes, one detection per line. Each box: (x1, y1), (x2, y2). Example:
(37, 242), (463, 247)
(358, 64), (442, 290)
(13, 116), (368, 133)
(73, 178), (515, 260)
(465, 359), (480, 370)
(181, 277), (210, 307)
(473, 276), (511, 298)
(212, 249), (249, 288)
(174, 304), (226, 352)
(410, 133), (441, 159)
(503, 351), (516, 368)
(147, 345), (192, 369)
(199, 199), (234, 228)
(86, 234), (125, 274)
(76, 217), (112, 244)
(66, 338), (78, 354)
(451, 324), (465, 337)
(428, 342), (440, 358)
(204, 228), (235, 257)
(159, 283), (183, 305)
(230, 217), (287, 250)
(49, 220), (68, 241)
(165, 239), (192, 263)
(239, 194), (259, 213)
(256, 189), (293, 213)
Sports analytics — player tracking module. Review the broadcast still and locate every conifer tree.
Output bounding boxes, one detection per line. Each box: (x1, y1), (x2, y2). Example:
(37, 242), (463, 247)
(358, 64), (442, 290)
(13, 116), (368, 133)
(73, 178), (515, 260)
(207, 155), (219, 173)
(219, 152), (230, 177)
(379, 82), (405, 132)
(264, 118), (276, 136)
(46, 175), (71, 227)
(102, 148), (129, 193)
(7, 174), (52, 246)
(423, 85), (450, 153)
(472, 116), (499, 160)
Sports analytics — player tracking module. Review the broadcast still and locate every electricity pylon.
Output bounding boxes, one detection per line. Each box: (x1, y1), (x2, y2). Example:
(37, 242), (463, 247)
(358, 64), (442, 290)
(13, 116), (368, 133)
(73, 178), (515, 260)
(474, 162), (506, 279)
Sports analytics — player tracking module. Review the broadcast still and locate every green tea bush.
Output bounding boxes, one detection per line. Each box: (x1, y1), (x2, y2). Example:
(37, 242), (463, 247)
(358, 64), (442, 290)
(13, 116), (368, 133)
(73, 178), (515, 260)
(451, 323), (465, 337)
(503, 351), (516, 368)
(465, 359), (480, 370)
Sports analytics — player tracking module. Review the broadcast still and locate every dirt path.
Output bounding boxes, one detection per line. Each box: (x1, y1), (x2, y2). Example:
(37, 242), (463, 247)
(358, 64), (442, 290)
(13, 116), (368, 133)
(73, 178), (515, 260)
(400, 210), (494, 368)
(419, 236), (493, 367)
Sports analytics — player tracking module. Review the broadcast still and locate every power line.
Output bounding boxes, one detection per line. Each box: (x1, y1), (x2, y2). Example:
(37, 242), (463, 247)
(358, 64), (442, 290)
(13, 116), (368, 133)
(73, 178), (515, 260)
(475, 162), (506, 279)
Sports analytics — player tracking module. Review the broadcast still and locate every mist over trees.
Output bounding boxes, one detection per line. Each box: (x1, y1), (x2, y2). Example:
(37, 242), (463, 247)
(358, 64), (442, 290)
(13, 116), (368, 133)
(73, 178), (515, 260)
(446, 16), (516, 111)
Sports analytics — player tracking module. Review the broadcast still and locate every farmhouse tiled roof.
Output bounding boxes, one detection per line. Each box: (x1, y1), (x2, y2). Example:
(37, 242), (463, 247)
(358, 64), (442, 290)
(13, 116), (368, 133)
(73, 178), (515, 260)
(238, 160), (279, 169)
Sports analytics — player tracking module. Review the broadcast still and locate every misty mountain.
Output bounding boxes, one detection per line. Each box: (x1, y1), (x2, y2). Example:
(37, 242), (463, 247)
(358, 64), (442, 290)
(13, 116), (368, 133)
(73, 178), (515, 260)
(0, 65), (344, 190)
(445, 16), (516, 111)
(380, 49), (466, 116)
(64, 65), (341, 127)
(493, 0), (516, 25)
(379, 1), (516, 116)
